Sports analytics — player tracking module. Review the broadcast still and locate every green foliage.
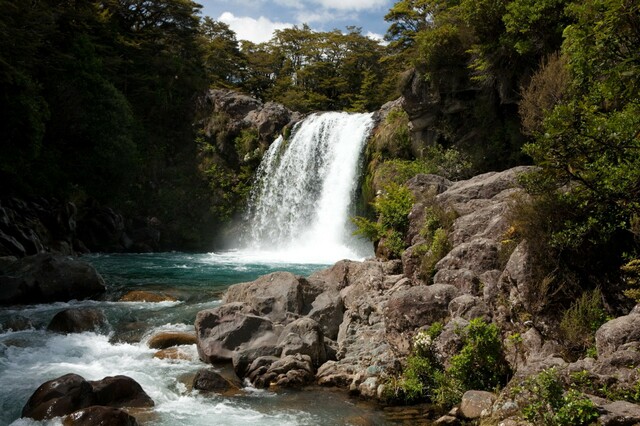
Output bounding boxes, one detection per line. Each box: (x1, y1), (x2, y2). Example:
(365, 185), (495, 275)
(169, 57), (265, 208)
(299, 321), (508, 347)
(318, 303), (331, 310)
(385, 319), (509, 408)
(416, 205), (456, 281)
(234, 128), (260, 161)
(373, 108), (412, 159)
(518, 0), (640, 291)
(559, 288), (608, 357)
(354, 183), (414, 258)
(521, 368), (599, 426)
(622, 259), (640, 302)
(449, 319), (511, 392)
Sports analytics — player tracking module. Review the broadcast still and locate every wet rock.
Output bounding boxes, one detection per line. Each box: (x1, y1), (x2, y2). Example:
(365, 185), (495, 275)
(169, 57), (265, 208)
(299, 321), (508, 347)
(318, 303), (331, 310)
(153, 347), (192, 361)
(47, 308), (108, 334)
(22, 373), (95, 421)
(89, 375), (154, 408)
(119, 290), (177, 303)
(63, 406), (139, 426)
(1, 314), (33, 331)
(76, 206), (126, 252)
(193, 368), (242, 394)
(147, 331), (196, 349)
(0, 254), (106, 305)
(459, 390), (496, 419)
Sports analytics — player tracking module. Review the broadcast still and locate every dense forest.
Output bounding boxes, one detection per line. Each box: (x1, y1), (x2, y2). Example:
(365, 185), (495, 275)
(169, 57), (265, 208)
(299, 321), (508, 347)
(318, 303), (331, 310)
(1, 0), (638, 282)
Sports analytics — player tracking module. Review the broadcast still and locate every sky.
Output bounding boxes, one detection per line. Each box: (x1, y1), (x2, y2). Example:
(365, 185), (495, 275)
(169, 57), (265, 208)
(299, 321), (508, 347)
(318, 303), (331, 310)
(197, 0), (396, 44)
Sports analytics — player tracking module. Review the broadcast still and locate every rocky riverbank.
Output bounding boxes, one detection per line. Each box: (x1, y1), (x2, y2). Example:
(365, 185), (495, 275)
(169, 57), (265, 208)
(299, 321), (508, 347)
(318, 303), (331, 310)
(193, 166), (640, 425)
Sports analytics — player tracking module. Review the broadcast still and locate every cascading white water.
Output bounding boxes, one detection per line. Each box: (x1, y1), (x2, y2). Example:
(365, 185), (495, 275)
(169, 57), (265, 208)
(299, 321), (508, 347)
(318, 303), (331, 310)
(240, 112), (375, 264)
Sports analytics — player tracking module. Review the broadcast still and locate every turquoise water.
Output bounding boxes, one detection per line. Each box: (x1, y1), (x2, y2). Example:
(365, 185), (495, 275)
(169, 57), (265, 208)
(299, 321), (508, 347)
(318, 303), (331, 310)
(0, 252), (392, 426)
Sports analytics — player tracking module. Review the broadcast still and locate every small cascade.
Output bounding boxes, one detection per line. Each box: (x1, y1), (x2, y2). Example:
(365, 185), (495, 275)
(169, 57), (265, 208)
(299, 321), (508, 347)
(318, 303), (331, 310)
(240, 111), (375, 263)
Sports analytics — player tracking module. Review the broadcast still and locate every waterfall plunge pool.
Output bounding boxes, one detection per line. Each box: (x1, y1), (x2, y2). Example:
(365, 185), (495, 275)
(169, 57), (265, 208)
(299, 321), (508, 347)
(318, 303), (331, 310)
(0, 252), (395, 426)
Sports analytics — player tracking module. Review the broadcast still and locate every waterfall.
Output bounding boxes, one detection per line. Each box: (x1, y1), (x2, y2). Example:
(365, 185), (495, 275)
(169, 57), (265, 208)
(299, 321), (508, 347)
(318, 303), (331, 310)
(239, 111), (375, 264)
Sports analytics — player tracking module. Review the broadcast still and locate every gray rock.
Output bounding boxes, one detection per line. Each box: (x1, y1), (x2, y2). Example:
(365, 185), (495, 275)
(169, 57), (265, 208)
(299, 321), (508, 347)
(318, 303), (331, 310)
(599, 401), (640, 426)
(223, 272), (314, 323)
(277, 317), (326, 367)
(596, 314), (640, 357)
(195, 302), (278, 363)
(448, 295), (490, 321)
(307, 290), (344, 340)
(435, 238), (501, 276)
(384, 284), (459, 354)
(459, 390), (496, 419)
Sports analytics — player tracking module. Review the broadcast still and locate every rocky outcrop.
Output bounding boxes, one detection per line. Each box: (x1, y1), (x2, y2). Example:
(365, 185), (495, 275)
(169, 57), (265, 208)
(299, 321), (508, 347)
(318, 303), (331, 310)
(0, 254), (106, 305)
(202, 89), (301, 165)
(22, 373), (152, 421)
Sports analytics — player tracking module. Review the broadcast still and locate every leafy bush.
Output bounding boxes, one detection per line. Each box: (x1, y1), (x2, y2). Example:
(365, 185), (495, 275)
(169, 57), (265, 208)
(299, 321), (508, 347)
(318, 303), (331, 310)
(449, 318), (511, 393)
(384, 319), (509, 408)
(234, 128), (260, 161)
(622, 259), (640, 303)
(372, 108), (412, 159)
(521, 368), (599, 426)
(353, 183), (415, 258)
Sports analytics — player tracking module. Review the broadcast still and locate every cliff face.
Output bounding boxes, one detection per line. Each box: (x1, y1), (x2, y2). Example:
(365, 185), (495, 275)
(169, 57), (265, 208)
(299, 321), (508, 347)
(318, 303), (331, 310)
(401, 67), (526, 172)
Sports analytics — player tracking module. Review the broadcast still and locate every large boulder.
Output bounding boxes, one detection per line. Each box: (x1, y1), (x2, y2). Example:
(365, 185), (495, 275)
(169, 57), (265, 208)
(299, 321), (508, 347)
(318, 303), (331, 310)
(195, 302), (279, 363)
(22, 373), (95, 421)
(89, 376), (154, 408)
(47, 308), (108, 334)
(223, 272), (322, 323)
(596, 313), (640, 357)
(459, 390), (496, 420)
(0, 254), (106, 305)
(276, 317), (326, 367)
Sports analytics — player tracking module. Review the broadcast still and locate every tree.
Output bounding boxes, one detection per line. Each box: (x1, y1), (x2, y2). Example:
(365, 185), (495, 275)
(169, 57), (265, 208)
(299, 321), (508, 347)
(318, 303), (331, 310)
(200, 18), (245, 88)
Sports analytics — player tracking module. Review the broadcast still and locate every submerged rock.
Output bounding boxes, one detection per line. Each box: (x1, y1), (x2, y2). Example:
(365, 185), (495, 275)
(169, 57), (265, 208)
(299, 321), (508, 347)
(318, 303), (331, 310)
(147, 331), (196, 350)
(119, 290), (177, 303)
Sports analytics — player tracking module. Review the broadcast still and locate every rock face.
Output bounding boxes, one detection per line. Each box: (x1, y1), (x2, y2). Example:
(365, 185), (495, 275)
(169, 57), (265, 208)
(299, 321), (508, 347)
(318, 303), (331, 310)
(202, 89), (301, 165)
(22, 373), (153, 421)
(0, 197), (164, 257)
(0, 254), (106, 305)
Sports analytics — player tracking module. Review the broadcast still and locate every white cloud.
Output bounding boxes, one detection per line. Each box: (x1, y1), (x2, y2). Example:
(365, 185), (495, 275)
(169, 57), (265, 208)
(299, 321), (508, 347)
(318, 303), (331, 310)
(311, 0), (388, 11)
(218, 12), (294, 44)
(366, 31), (386, 43)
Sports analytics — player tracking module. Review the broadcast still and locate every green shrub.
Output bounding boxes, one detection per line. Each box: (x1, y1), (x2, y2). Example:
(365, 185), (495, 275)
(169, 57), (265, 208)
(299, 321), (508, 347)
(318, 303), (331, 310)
(419, 228), (451, 281)
(417, 205), (456, 282)
(559, 288), (608, 357)
(372, 108), (411, 159)
(521, 368), (599, 426)
(384, 319), (509, 409)
(449, 319), (511, 392)
(234, 128), (259, 160)
(353, 183), (415, 258)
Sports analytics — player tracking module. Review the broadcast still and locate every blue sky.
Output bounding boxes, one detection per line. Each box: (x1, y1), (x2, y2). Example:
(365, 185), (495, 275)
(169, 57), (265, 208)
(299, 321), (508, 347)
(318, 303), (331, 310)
(197, 0), (396, 44)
